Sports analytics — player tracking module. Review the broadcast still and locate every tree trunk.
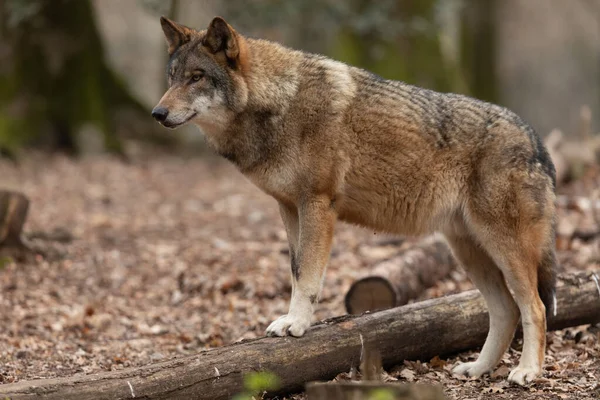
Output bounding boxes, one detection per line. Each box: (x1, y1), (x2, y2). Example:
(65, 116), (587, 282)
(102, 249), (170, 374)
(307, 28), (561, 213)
(329, 0), (462, 93)
(345, 236), (456, 314)
(0, 274), (598, 400)
(460, 0), (498, 103)
(0, 0), (146, 155)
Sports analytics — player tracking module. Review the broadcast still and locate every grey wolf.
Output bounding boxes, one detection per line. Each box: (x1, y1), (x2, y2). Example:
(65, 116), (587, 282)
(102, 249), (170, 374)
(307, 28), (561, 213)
(151, 16), (556, 386)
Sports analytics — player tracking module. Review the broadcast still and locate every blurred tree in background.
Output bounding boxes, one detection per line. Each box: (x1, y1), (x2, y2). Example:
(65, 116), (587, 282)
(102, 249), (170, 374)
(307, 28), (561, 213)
(0, 0), (596, 156)
(223, 0), (494, 99)
(218, 0), (599, 136)
(0, 0), (148, 156)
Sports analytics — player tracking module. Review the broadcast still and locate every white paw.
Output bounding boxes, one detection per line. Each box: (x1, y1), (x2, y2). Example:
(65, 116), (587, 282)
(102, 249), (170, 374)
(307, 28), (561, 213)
(507, 366), (541, 386)
(266, 314), (311, 337)
(452, 361), (492, 378)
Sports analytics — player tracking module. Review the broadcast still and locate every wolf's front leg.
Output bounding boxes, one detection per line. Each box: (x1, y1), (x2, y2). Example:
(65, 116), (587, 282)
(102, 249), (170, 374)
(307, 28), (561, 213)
(266, 196), (336, 337)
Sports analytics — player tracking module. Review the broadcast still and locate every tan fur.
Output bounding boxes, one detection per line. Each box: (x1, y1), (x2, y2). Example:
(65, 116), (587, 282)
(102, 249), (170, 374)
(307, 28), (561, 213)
(153, 17), (557, 385)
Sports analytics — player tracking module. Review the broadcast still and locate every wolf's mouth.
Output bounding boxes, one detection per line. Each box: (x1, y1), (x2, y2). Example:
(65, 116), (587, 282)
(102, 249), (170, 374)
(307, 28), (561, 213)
(163, 113), (197, 129)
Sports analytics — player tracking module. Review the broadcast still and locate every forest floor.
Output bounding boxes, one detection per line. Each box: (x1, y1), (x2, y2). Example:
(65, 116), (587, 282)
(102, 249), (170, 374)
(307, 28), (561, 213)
(0, 153), (599, 399)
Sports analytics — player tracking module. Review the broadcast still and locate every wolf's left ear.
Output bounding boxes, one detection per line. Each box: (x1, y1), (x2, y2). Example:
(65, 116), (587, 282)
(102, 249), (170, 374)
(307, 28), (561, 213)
(203, 17), (240, 66)
(160, 16), (194, 55)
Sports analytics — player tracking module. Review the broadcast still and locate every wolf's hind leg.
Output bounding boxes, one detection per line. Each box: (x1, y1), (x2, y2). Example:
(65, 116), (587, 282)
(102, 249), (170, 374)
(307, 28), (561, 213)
(492, 248), (547, 385)
(266, 197), (336, 337)
(466, 215), (552, 385)
(446, 233), (520, 378)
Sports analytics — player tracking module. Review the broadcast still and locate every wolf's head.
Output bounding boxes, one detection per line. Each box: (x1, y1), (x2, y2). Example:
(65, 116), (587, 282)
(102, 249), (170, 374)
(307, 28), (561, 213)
(152, 17), (248, 133)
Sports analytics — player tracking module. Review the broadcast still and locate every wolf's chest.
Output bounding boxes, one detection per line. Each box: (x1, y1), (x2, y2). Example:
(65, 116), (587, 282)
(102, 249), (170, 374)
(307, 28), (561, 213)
(245, 164), (298, 204)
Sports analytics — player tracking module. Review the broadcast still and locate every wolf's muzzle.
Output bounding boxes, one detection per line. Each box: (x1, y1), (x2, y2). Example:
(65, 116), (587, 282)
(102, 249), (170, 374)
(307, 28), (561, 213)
(151, 107), (169, 123)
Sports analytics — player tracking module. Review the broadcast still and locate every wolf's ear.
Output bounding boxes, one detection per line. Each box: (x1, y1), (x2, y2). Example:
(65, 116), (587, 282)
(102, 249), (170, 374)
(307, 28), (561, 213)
(203, 17), (240, 66)
(160, 16), (193, 55)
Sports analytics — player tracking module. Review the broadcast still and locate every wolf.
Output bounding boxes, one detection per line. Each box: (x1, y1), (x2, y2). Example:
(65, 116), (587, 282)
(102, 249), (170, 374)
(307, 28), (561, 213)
(152, 16), (557, 386)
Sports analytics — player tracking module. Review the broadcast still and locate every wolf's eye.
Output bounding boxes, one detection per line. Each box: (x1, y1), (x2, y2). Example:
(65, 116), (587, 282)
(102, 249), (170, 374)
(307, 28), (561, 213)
(191, 72), (204, 82)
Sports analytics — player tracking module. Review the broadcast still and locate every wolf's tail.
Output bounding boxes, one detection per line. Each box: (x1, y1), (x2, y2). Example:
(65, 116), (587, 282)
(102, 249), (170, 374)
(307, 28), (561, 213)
(538, 247), (557, 318)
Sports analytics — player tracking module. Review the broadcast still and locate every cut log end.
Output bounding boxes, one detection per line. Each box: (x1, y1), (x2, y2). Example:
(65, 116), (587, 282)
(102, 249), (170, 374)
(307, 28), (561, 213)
(345, 237), (457, 314)
(345, 276), (397, 315)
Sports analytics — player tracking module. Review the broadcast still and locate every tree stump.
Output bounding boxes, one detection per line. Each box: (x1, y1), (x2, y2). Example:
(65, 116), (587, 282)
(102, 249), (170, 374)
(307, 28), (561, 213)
(305, 382), (446, 400)
(0, 190), (31, 260)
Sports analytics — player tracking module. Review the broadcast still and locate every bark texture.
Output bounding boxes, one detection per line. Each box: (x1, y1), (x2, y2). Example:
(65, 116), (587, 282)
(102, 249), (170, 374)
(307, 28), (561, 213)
(0, 0), (147, 155)
(0, 274), (598, 400)
(345, 236), (456, 314)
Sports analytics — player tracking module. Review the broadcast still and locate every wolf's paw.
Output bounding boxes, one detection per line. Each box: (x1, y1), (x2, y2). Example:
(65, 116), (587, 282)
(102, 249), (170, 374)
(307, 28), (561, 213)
(452, 361), (491, 379)
(507, 366), (541, 386)
(266, 314), (311, 337)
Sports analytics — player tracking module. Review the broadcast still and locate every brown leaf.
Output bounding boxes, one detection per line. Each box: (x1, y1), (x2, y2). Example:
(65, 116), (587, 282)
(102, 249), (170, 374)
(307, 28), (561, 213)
(84, 305), (95, 317)
(429, 355), (447, 369)
(490, 365), (510, 379)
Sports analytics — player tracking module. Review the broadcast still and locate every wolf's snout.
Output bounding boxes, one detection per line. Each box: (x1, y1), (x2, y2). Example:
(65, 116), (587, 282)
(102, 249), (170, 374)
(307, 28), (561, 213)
(151, 107), (169, 123)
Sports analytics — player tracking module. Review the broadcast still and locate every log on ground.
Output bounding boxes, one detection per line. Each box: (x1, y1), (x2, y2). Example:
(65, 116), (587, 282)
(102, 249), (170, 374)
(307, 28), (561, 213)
(1, 274), (599, 400)
(0, 190), (31, 260)
(345, 236), (456, 314)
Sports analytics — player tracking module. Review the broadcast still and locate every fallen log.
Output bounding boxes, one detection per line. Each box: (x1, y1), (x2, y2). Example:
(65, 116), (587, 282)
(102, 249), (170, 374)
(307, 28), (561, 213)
(345, 236), (456, 314)
(0, 190), (32, 260)
(347, 195), (600, 314)
(1, 274), (598, 400)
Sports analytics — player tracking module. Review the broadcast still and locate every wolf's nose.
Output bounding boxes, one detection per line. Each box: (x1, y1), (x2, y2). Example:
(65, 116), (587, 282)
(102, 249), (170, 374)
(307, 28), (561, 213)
(151, 107), (169, 122)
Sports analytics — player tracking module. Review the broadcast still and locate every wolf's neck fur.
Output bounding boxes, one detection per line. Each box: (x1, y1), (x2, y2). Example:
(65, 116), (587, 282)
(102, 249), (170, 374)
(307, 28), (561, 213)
(243, 38), (304, 112)
(204, 38), (305, 171)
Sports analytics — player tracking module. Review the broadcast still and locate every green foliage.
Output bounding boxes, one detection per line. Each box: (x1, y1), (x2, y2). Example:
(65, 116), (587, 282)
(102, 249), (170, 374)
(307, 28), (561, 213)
(244, 371), (280, 393)
(223, 0), (438, 43)
(369, 388), (396, 400)
(224, 0), (473, 94)
(232, 371), (280, 400)
(459, 0), (497, 102)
